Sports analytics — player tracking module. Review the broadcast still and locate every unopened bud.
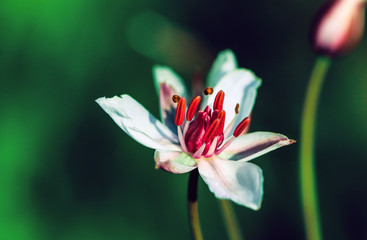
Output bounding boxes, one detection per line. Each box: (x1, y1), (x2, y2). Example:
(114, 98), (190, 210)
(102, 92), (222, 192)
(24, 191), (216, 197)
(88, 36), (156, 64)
(311, 0), (366, 57)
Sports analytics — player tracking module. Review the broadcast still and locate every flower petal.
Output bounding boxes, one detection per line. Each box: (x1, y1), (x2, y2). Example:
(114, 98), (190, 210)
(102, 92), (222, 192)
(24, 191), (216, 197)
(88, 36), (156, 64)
(96, 94), (181, 151)
(207, 49), (238, 87)
(197, 157), (263, 210)
(220, 132), (295, 161)
(154, 150), (197, 174)
(208, 69), (262, 132)
(153, 65), (188, 131)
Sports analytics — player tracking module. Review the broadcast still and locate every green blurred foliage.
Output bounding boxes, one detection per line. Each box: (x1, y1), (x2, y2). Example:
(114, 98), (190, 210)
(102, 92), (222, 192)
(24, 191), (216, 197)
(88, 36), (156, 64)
(0, 0), (366, 239)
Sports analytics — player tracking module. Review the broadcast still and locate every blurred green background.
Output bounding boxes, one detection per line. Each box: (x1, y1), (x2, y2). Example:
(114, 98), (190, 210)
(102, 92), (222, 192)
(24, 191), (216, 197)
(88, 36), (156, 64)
(0, 0), (366, 239)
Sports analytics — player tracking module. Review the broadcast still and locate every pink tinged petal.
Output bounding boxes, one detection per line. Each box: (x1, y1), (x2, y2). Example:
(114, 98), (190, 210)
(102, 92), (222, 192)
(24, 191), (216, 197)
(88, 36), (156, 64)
(154, 150), (197, 174)
(96, 95), (181, 151)
(153, 66), (188, 131)
(207, 69), (262, 134)
(219, 132), (295, 161)
(197, 157), (263, 210)
(158, 83), (178, 131)
(207, 49), (238, 87)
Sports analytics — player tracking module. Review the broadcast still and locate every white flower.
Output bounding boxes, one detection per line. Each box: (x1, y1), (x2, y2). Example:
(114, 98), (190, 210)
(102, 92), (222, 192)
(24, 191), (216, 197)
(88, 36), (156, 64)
(96, 50), (294, 210)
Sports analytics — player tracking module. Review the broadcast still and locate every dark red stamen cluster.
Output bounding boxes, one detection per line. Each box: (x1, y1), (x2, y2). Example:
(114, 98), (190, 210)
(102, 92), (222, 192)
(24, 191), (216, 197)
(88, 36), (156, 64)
(173, 89), (251, 158)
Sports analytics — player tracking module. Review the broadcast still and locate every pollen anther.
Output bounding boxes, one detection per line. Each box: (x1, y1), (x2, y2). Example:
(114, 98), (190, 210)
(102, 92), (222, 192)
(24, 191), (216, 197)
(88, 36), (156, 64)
(233, 117), (250, 137)
(174, 98), (186, 126)
(186, 96), (201, 121)
(172, 95), (181, 103)
(203, 87), (214, 95)
(235, 103), (240, 114)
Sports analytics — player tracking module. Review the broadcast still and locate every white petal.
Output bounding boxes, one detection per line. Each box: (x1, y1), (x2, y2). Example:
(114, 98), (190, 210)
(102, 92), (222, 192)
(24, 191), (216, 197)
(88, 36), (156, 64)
(198, 157), (263, 210)
(220, 132), (295, 161)
(96, 95), (180, 151)
(154, 150), (197, 174)
(207, 49), (238, 87)
(153, 66), (188, 131)
(208, 69), (262, 132)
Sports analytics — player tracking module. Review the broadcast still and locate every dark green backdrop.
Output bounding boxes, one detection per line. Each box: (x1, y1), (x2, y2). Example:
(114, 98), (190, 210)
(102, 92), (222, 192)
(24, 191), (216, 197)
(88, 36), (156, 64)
(1, 0), (366, 239)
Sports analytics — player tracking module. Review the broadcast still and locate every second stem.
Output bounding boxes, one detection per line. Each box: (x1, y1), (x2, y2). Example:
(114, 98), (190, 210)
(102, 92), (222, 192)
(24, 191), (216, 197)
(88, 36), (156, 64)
(300, 57), (330, 240)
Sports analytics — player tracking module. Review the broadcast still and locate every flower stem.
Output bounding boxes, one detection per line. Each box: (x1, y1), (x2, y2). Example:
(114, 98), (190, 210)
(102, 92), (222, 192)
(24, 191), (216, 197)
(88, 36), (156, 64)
(219, 199), (244, 240)
(300, 56), (331, 240)
(188, 169), (203, 240)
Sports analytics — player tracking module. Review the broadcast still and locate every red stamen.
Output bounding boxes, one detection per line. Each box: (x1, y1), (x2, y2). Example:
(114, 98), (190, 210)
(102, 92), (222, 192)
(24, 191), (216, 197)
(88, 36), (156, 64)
(174, 98), (186, 126)
(233, 117), (250, 137)
(213, 90), (225, 111)
(211, 109), (220, 121)
(203, 87), (213, 95)
(186, 96), (201, 121)
(204, 105), (212, 116)
(217, 111), (226, 135)
(202, 119), (220, 143)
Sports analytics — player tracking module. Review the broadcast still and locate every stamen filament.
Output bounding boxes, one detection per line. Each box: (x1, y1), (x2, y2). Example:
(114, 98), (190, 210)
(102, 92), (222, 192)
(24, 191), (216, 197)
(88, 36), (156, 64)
(177, 125), (188, 153)
(214, 137), (235, 156)
(204, 137), (218, 158)
(192, 144), (206, 159)
(223, 115), (238, 138)
(222, 103), (240, 138)
(183, 121), (190, 136)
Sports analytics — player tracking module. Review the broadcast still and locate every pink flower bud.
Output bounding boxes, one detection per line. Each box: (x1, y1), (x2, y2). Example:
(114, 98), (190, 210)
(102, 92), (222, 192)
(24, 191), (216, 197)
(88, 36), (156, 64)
(311, 0), (366, 57)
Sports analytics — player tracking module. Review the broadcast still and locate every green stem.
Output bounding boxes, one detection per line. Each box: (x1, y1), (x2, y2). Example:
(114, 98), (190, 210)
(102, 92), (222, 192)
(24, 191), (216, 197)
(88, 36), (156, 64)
(300, 57), (331, 240)
(188, 169), (203, 240)
(219, 199), (244, 240)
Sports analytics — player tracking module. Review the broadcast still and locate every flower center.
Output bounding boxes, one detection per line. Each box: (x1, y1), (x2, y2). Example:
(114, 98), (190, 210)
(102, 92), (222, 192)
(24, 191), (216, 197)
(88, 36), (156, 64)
(173, 89), (250, 159)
